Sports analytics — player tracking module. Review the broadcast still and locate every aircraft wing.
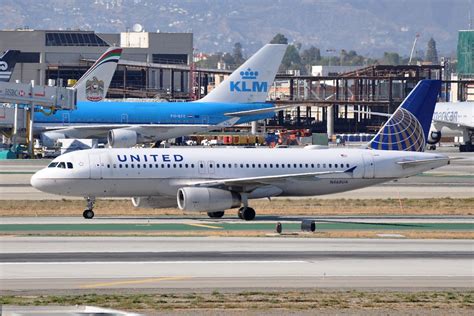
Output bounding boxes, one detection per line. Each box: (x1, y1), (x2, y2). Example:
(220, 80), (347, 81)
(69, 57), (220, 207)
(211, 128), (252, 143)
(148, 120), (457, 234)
(40, 117), (240, 139)
(224, 105), (296, 117)
(185, 167), (356, 189)
(432, 119), (473, 131)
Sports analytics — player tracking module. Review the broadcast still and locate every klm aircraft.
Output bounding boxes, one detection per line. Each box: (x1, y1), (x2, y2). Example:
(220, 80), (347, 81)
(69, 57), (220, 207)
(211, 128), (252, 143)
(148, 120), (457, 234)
(0, 50), (20, 82)
(36, 44), (287, 147)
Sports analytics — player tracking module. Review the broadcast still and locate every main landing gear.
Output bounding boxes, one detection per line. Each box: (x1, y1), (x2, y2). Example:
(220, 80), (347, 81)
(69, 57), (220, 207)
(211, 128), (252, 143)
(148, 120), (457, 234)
(83, 197), (95, 219)
(207, 211), (225, 218)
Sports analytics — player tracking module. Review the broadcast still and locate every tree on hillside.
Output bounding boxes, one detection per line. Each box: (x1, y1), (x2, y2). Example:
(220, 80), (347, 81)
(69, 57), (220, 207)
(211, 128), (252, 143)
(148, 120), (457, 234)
(300, 46), (321, 65)
(232, 42), (245, 66)
(425, 37), (439, 64)
(281, 45), (302, 71)
(382, 52), (400, 65)
(270, 33), (288, 44)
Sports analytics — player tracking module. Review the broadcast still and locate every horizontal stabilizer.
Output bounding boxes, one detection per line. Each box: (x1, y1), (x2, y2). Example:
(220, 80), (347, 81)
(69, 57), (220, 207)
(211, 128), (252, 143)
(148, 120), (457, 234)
(224, 104), (295, 117)
(396, 157), (449, 169)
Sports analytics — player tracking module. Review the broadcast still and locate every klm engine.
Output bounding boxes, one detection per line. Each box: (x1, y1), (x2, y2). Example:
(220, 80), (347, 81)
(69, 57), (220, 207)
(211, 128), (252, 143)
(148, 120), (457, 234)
(177, 187), (241, 212)
(108, 129), (138, 148)
(131, 196), (177, 209)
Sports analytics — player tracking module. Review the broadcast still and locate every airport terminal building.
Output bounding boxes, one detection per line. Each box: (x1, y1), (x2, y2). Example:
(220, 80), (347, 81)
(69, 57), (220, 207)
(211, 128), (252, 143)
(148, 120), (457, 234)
(0, 29), (193, 97)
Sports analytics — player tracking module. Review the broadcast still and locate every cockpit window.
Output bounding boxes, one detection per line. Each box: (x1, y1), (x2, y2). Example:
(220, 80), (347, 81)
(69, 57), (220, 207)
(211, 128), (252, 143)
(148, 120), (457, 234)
(57, 162), (66, 169)
(48, 162), (58, 168)
(67, 162), (73, 169)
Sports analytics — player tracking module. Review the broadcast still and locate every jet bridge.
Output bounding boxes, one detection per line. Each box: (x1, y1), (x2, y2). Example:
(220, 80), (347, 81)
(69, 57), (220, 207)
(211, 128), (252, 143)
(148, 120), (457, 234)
(0, 80), (76, 156)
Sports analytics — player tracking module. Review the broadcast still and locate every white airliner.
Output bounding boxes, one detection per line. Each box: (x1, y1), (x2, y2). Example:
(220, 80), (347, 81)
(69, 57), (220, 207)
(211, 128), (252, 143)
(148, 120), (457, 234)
(31, 80), (450, 220)
(427, 101), (474, 152)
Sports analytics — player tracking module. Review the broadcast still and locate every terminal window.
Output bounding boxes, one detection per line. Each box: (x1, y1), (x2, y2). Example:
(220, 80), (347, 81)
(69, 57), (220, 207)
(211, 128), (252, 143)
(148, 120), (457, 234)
(46, 32), (109, 47)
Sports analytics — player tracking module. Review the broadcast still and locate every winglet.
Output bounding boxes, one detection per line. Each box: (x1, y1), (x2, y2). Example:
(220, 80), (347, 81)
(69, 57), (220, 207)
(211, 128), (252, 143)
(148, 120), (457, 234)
(0, 50), (20, 82)
(367, 79), (441, 152)
(73, 47), (122, 102)
(196, 44), (287, 103)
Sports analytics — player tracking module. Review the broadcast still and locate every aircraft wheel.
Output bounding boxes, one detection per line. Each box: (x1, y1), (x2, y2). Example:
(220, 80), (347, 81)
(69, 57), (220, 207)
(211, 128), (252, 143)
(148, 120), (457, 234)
(238, 207), (255, 221)
(207, 211), (225, 218)
(83, 209), (94, 219)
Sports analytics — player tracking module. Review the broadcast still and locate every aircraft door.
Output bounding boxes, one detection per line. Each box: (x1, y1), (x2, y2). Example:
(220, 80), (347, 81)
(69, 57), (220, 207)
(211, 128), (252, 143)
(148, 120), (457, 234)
(62, 112), (70, 125)
(198, 160), (207, 174)
(208, 161), (215, 174)
(89, 154), (102, 179)
(362, 152), (375, 178)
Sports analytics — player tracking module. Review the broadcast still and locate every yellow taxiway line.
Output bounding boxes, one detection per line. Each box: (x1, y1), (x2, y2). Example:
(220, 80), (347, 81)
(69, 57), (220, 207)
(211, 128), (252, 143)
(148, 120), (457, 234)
(80, 276), (191, 289)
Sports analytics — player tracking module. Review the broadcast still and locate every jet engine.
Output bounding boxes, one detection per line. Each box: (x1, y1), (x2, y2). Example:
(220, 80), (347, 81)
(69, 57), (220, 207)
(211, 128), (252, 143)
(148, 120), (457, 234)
(40, 131), (67, 148)
(108, 129), (138, 148)
(427, 130), (442, 145)
(177, 187), (241, 212)
(131, 196), (177, 209)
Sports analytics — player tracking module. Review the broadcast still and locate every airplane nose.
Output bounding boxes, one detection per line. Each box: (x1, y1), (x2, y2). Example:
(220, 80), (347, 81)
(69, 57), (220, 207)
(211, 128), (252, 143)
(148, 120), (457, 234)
(30, 169), (52, 192)
(30, 171), (42, 189)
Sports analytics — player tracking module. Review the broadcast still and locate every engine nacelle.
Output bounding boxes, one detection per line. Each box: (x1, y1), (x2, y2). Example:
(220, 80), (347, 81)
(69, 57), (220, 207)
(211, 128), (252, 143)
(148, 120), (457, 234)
(177, 187), (241, 212)
(40, 131), (67, 148)
(427, 130), (442, 145)
(108, 129), (138, 148)
(132, 196), (177, 209)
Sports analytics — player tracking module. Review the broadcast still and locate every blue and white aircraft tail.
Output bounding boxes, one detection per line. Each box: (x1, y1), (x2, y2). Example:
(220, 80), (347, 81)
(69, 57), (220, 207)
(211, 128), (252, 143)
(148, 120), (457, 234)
(367, 79), (441, 152)
(73, 47), (122, 102)
(197, 44), (287, 103)
(0, 50), (20, 82)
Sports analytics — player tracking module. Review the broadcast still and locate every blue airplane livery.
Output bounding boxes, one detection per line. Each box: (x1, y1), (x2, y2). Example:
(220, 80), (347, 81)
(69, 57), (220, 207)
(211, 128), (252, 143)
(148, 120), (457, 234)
(35, 44), (288, 147)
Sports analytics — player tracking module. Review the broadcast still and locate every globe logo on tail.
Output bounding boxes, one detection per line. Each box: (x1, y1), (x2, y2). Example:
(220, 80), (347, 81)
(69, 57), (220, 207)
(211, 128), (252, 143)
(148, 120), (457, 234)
(369, 108), (425, 151)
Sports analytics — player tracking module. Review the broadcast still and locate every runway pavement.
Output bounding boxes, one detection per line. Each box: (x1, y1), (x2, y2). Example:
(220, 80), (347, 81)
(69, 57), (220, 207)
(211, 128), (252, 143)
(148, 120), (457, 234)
(0, 150), (472, 200)
(1, 237), (472, 293)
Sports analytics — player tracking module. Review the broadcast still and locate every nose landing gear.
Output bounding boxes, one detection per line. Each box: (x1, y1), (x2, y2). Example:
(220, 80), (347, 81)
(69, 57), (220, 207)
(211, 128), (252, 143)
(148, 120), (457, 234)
(83, 197), (96, 219)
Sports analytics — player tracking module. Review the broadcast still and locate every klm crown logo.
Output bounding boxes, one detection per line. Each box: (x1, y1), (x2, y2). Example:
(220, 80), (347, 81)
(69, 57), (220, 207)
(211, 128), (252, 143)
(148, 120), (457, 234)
(230, 68), (268, 93)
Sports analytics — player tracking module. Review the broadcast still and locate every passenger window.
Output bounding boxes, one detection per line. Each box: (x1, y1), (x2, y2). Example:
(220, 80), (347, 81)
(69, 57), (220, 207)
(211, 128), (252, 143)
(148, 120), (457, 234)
(125, 164), (128, 168)
(299, 164), (303, 168)
(311, 164), (314, 168)
(270, 164), (273, 168)
(323, 164), (326, 168)
(258, 164), (261, 168)
(48, 162), (58, 168)
(191, 164), (195, 168)
(264, 164), (267, 168)
(217, 164), (220, 168)
(240, 164), (244, 168)
(67, 162), (73, 169)
(200, 163), (204, 168)
(150, 164), (153, 168)
(246, 164), (249, 168)
(317, 163), (320, 168)
(167, 164), (171, 168)
(293, 164), (297, 168)
(161, 164), (165, 168)
(113, 164), (116, 168)
(252, 164), (255, 168)
(276, 164), (279, 168)
(137, 164), (140, 168)
(173, 164), (177, 168)
(287, 164), (291, 168)
(179, 164), (183, 168)
(131, 164), (134, 168)
(329, 164), (332, 168)
(305, 164), (308, 168)
(335, 164), (338, 168)
(119, 164), (122, 168)
(346, 164), (350, 168)
(185, 164), (189, 168)
(228, 164), (232, 168)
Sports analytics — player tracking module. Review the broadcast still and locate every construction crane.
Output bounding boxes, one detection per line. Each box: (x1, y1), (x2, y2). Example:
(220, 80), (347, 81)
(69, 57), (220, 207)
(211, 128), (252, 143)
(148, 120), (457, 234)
(408, 33), (420, 65)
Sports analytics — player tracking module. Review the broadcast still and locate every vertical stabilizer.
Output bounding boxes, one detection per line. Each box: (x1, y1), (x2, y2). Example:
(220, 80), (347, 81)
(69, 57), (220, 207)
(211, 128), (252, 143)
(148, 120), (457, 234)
(74, 47), (122, 102)
(367, 79), (441, 152)
(196, 44), (287, 103)
(0, 50), (20, 82)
